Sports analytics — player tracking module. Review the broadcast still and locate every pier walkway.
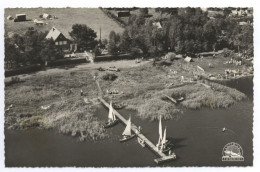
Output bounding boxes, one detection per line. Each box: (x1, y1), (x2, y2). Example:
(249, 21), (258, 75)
(98, 97), (176, 164)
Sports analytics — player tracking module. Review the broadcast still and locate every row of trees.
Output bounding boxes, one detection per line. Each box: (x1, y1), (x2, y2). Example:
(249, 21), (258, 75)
(5, 24), (99, 68)
(5, 27), (63, 67)
(107, 8), (253, 57)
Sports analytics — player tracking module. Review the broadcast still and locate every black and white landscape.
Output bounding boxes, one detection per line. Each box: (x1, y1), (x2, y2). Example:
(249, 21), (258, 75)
(4, 7), (253, 167)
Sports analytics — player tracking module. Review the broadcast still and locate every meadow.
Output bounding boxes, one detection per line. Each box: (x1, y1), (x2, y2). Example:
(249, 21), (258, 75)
(5, 8), (124, 39)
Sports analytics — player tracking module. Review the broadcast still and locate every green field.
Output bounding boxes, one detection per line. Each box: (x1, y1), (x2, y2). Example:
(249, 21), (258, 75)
(5, 8), (124, 39)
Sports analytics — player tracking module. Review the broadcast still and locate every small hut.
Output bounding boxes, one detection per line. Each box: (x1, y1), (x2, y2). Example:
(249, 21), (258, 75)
(184, 56), (193, 62)
(35, 21), (44, 26)
(7, 15), (13, 20)
(15, 14), (26, 21)
(43, 13), (52, 19)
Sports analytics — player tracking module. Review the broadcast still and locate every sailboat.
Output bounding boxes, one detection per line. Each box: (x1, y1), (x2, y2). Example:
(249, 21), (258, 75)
(161, 127), (172, 153)
(156, 116), (173, 152)
(156, 115), (163, 149)
(104, 101), (119, 128)
(120, 116), (136, 142)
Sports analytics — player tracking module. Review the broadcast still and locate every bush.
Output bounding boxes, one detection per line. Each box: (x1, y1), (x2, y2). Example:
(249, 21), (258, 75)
(102, 72), (118, 81)
(222, 48), (235, 58)
(157, 60), (172, 66)
(138, 98), (180, 120)
(166, 52), (176, 61)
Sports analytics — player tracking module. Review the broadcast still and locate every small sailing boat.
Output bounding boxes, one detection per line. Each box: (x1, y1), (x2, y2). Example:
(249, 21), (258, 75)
(156, 115), (163, 150)
(161, 127), (172, 153)
(104, 101), (119, 128)
(156, 116), (173, 153)
(120, 116), (136, 142)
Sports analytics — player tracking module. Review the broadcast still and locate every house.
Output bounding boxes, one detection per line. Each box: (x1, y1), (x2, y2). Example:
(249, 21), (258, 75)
(15, 14), (26, 21)
(7, 15), (13, 20)
(45, 27), (76, 51)
(43, 13), (52, 19)
(246, 8), (253, 17)
(184, 56), (193, 62)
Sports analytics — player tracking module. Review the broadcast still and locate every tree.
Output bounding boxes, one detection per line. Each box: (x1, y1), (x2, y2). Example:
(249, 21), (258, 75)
(108, 31), (120, 55)
(140, 8), (149, 15)
(4, 35), (20, 68)
(40, 38), (63, 62)
(69, 24), (97, 51)
(101, 39), (108, 49)
(93, 44), (101, 56)
(119, 30), (131, 53)
(24, 27), (47, 63)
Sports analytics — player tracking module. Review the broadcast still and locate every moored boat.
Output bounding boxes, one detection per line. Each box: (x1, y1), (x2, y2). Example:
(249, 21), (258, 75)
(104, 101), (119, 128)
(156, 116), (174, 153)
(120, 116), (136, 142)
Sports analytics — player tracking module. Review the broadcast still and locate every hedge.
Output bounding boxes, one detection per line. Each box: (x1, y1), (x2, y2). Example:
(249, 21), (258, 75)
(94, 54), (135, 62)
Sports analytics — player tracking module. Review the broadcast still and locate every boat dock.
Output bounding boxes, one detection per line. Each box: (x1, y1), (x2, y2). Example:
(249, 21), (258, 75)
(98, 97), (176, 164)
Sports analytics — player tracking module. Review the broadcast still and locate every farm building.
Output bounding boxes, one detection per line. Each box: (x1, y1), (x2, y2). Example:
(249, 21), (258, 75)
(43, 13), (52, 19)
(7, 15), (13, 20)
(15, 14), (26, 21)
(117, 11), (130, 17)
(45, 27), (77, 51)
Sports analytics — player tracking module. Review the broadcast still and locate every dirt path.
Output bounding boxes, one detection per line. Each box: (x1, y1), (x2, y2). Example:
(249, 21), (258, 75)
(5, 60), (150, 82)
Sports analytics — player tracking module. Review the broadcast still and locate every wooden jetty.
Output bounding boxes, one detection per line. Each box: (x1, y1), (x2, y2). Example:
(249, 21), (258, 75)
(98, 97), (176, 164)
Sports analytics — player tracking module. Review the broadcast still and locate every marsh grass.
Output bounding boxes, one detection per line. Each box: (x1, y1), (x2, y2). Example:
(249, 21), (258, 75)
(99, 62), (247, 120)
(5, 70), (107, 141)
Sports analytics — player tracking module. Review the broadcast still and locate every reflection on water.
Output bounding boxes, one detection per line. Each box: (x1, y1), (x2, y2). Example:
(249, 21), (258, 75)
(5, 78), (253, 167)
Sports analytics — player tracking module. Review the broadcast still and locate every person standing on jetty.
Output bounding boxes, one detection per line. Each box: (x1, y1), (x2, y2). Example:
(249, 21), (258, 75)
(80, 89), (83, 96)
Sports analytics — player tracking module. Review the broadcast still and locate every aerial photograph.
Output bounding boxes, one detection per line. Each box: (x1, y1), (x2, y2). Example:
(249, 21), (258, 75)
(4, 7), (253, 167)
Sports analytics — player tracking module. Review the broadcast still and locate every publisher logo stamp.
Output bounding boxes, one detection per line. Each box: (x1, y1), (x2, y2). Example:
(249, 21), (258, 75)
(222, 142), (244, 161)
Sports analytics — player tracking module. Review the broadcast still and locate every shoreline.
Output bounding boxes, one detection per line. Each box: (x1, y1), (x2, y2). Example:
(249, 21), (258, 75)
(4, 58), (253, 140)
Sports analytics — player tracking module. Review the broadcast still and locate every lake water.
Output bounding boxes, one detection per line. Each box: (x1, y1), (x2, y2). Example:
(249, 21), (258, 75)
(5, 77), (253, 167)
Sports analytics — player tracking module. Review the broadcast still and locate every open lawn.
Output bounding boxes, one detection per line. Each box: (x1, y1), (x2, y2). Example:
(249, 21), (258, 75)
(5, 8), (124, 39)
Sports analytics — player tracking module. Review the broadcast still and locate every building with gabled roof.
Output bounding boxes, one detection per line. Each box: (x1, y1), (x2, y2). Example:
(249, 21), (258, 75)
(45, 27), (77, 51)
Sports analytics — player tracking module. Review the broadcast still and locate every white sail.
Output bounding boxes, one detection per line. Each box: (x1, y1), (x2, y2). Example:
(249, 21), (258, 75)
(162, 127), (167, 145)
(157, 115), (163, 146)
(159, 115), (163, 140)
(112, 110), (116, 121)
(108, 101), (114, 121)
(122, 117), (132, 136)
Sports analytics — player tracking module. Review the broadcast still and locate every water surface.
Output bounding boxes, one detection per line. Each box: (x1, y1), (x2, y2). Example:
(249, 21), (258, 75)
(5, 78), (253, 167)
